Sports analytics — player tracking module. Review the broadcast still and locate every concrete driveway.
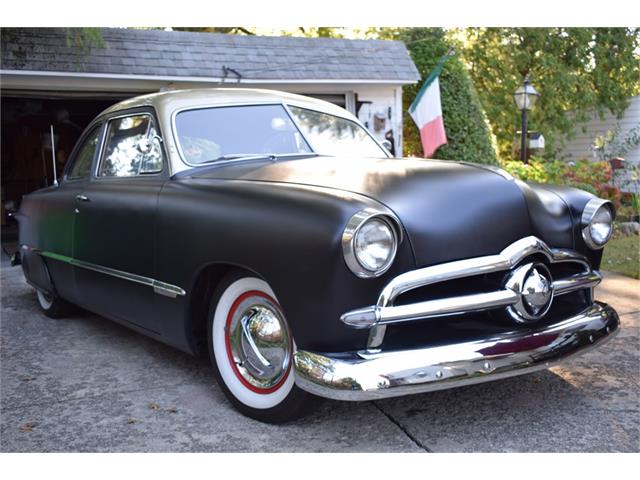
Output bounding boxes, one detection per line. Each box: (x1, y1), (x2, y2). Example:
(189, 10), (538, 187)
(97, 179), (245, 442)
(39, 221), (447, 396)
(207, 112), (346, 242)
(1, 254), (638, 452)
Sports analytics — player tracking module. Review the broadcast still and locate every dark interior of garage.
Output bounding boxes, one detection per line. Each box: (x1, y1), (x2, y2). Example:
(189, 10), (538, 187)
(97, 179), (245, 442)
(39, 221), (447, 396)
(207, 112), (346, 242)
(1, 95), (121, 230)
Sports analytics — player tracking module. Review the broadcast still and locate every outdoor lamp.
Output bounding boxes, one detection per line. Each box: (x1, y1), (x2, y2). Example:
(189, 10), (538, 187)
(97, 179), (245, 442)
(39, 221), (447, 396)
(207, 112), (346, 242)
(513, 76), (540, 111)
(513, 75), (540, 163)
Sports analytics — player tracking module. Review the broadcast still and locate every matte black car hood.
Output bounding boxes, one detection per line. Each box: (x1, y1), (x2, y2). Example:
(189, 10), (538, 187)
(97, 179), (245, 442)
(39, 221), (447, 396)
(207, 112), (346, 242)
(186, 156), (532, 266)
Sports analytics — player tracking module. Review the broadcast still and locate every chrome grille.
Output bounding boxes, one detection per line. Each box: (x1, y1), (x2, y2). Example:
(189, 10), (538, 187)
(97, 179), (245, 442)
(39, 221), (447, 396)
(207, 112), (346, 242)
(340, 236), (601, 349)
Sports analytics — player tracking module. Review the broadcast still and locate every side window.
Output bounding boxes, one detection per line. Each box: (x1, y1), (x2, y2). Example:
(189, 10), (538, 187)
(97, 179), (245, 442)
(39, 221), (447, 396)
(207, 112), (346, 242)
(98, 114), (163, 178)
(67, 125), (101, 180)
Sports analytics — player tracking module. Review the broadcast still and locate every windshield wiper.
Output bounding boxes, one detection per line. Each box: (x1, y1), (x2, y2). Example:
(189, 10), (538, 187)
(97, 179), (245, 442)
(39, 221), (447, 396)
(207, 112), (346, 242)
(200, 152), (318, 166)
(214, 153), (276, 162)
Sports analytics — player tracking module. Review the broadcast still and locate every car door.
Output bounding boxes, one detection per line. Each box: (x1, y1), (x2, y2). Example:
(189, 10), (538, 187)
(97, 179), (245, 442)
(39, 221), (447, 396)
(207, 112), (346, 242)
(19, 123), (103, 303)
(72, 110), (168, 334)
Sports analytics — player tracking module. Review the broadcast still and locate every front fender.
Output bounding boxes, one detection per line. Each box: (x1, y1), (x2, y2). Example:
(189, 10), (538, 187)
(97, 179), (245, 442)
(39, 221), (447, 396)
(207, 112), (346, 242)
(154, 178), (415, 353)
(517, 181), (603, 267)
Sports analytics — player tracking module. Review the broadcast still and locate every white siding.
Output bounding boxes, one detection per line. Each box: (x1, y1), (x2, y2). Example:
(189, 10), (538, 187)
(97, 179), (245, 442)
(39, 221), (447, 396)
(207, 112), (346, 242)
(353, 85), (404, 157)
(559, 95), (640, 165)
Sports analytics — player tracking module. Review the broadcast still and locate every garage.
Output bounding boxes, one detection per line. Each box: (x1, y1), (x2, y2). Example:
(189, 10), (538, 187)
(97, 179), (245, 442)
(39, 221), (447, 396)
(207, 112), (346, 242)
(1, 27), (419, 226)
(1, 94), (124, 219)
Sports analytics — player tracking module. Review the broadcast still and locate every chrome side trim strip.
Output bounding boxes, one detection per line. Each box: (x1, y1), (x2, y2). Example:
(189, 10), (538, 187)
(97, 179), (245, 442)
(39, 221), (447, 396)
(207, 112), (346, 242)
(151, 282), (187, 298)
(22, 245), (185, 298)
(296, 302), (620, 401)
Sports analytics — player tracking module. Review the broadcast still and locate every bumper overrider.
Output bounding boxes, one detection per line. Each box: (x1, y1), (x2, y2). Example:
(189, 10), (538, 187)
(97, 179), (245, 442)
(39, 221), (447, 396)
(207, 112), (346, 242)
(293, 236), (620, 401)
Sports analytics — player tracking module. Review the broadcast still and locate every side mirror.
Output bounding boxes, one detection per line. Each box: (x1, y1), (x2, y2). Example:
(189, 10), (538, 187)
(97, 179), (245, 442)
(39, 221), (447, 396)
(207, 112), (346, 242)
(381, 139), (393, 152)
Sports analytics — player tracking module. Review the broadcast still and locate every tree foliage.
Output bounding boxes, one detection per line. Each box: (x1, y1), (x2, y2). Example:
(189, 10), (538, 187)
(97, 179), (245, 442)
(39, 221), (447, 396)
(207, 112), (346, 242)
(461, 28), (640, 160)
(65, 28), (106, 57)
(382, 28), (498, 164)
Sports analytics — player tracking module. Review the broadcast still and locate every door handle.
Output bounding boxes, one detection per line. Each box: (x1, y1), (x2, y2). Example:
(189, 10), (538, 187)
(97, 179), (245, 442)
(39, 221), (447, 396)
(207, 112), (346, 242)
(76, 194), (90, 202)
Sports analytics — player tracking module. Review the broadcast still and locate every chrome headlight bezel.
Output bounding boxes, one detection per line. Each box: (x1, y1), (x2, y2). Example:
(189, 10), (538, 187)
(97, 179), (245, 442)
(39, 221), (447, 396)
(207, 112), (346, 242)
(581, 198), (615, 250)
(342, 208), (401, 278)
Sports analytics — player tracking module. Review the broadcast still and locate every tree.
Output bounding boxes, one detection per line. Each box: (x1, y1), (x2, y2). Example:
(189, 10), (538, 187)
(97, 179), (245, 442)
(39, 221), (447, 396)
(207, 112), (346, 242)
(461, 28), (640, 160)
(65, 27), (106, 56)
(381, 28), (498, 164)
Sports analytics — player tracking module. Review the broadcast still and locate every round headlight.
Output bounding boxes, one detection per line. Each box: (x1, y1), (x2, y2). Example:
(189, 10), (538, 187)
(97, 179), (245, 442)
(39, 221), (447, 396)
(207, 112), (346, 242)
(354, 218), (396, 272)
(581, 199), (614, 249)
(342, 210), (399, 278)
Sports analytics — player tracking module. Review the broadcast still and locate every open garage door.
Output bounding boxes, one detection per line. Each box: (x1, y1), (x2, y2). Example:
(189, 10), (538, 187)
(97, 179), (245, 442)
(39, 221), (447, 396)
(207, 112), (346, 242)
(1, 92), (130, 226)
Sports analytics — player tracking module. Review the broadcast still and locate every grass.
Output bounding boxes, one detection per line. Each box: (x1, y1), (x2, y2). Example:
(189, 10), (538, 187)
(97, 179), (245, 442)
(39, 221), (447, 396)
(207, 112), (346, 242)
(602, 234), (640, 279)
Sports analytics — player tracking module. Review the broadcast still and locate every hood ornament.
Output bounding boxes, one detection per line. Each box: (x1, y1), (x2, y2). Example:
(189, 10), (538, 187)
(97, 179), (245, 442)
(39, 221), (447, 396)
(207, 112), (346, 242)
(505, 262), (554, 323)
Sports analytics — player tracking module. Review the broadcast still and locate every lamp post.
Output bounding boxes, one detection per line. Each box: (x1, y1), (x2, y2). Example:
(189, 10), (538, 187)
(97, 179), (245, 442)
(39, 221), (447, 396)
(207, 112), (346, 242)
(513, 75), (540, 164)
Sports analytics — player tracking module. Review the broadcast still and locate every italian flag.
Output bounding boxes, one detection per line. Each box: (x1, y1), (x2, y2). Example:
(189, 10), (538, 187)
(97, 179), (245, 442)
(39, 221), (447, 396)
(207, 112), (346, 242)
(409, 61), (448, 158)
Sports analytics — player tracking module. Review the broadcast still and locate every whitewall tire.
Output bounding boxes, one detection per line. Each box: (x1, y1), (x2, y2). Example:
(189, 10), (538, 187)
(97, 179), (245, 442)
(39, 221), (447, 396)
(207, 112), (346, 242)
(35, 288), (73, 318)
(207, 271), (315, 423)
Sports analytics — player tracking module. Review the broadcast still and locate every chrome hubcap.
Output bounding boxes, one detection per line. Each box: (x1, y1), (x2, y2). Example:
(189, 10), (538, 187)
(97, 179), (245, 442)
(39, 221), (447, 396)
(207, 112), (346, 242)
(505, 262), (554, 323)
(226, 293), (291, 390)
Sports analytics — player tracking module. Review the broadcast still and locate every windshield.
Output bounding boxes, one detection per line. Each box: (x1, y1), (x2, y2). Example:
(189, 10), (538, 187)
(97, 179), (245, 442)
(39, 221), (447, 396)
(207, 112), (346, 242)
(174, 103), (388, 166)
(287, 106), (387, 158)
(175, 104), (312, 165)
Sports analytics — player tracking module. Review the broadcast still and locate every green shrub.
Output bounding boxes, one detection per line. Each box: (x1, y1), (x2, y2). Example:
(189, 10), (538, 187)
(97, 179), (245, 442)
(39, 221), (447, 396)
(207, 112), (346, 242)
(502, 157), (623, 209)
(396, 28), (498, 165)
(617, 195), (640, 221)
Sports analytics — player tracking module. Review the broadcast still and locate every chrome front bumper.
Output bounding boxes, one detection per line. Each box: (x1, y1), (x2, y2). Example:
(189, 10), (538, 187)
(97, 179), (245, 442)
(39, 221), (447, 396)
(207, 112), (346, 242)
(293, 302), (619, 401)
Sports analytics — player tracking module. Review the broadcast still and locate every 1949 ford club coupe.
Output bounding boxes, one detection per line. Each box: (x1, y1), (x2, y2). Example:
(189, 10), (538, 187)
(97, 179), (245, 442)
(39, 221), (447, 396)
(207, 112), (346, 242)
(15, 88), (619, 423)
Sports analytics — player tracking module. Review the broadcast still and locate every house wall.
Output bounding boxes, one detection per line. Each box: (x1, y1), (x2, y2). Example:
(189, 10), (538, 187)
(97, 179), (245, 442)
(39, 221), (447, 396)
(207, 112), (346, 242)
(558, 95), (640, 165)
(351, 84), (404, 158)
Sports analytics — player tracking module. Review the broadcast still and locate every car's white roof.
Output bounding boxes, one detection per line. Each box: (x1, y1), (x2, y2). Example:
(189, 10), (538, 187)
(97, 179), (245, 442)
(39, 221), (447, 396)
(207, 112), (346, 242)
(100, 87), (354, 119)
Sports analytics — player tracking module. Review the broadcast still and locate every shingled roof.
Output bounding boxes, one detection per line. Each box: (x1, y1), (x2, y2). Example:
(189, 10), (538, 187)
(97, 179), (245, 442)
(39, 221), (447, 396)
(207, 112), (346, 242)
(1, 28), (420, 83)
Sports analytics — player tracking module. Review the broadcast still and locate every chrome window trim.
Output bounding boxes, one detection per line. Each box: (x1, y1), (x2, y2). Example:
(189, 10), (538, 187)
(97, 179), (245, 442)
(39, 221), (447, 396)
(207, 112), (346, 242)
(21, 245), (185, 298)
(341, 207), (402, 279)
(95, 112), (165, 179)
(280, 102), (317, 154)
(581, 198), (615, 250)
(340, 236), (601, 349)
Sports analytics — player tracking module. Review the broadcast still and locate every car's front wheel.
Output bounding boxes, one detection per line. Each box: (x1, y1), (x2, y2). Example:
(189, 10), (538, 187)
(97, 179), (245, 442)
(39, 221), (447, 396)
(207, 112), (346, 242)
(207, 271), (315, 423)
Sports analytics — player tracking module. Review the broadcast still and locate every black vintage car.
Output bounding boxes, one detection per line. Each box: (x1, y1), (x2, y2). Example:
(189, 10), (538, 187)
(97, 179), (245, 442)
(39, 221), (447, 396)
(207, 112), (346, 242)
(15, 88), (619, 423)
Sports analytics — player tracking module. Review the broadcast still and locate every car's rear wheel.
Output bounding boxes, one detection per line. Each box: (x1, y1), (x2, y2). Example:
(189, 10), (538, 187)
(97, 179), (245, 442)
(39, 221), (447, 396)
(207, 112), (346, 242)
(35, 288), (73, 318)
(207, 271), (315, 423)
